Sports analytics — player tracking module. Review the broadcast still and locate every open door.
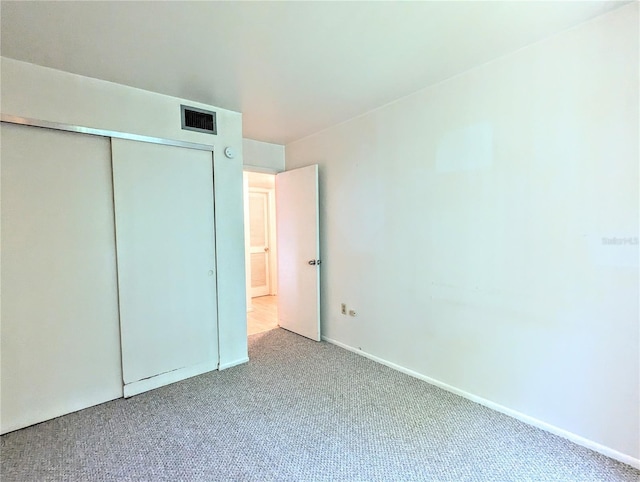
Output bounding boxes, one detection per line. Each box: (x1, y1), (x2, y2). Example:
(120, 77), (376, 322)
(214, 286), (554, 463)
(248, 189), (272, 298)
(276, 165), (320, 341)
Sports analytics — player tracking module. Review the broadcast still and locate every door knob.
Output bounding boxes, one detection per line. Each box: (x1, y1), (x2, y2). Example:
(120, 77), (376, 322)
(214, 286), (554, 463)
(264, 247), (269, 252)
(308, 260), (316, 265)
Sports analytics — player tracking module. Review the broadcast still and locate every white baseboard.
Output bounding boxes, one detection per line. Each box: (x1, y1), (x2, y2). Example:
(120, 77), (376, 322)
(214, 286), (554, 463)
(322, 336), (640, 470)
(124, 360), (217, 398)
(219, 356), (249, 371)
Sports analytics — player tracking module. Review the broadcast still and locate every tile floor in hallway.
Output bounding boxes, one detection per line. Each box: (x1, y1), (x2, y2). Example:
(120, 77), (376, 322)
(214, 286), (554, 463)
(247, 295), (278, 335)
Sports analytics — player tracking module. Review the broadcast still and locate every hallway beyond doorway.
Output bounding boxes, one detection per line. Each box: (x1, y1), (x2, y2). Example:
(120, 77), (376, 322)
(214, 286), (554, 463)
(248, 295), (278, 335)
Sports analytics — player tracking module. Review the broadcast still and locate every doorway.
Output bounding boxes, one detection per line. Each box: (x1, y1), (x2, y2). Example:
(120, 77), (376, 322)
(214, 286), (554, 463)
(243, 164), (321, 341)
(243, 171), (278, 335)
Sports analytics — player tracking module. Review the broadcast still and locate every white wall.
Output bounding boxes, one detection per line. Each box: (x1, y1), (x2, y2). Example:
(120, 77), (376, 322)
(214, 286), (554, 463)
(243, 138), (285, 172)
(0, 57), (248, 371)
(285, 4), (639, 465)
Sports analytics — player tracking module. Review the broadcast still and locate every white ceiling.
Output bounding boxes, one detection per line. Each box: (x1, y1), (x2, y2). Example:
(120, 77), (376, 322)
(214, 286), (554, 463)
(0, 1), (628, 145)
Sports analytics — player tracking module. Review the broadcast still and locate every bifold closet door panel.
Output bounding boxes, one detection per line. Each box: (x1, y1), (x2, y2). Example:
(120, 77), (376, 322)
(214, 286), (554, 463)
(0, 123), (123, 434)
(111, 139), (219, 394)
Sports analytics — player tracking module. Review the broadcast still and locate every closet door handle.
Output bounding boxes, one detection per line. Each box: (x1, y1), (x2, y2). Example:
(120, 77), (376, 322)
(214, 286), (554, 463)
(308, 260), (317, 265)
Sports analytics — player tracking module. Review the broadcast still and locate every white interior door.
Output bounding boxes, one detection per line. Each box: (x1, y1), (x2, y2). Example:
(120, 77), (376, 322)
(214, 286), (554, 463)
(276, 164), (320, 341)
(249, 190), (271, 298)
(111, 138), (219, 397)
(1, 123), (122, 434)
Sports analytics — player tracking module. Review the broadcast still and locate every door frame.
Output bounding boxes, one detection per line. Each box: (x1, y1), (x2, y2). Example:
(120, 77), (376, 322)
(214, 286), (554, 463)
(243, 170), (278, 314)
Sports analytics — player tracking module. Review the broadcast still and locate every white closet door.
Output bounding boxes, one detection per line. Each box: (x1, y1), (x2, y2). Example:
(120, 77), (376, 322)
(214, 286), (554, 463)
(1, 123), (122, 434)
(111, 138), (218, 397)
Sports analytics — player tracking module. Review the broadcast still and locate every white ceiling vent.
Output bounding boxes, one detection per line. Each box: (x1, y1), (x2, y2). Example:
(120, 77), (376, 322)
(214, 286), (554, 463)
(181, 105), (217, 135)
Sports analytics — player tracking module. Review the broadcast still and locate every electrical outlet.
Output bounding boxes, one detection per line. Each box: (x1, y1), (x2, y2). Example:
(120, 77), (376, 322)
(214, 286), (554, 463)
(349, 310), (356, 317)
(341, 303), (347, 315)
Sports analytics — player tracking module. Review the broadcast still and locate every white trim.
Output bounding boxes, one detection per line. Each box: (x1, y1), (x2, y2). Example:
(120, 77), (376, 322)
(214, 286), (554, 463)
(123, 361), (217, 398)
(267, 187), (278, 295)
(243, 165), (282, 174)
(242, 172), (253, 316)
(219, 357), (249, 371)
(322, 336), (640, 470)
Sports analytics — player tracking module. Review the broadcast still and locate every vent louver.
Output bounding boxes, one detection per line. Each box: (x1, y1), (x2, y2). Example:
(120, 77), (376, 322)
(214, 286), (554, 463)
(181, 105), (217, 135)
